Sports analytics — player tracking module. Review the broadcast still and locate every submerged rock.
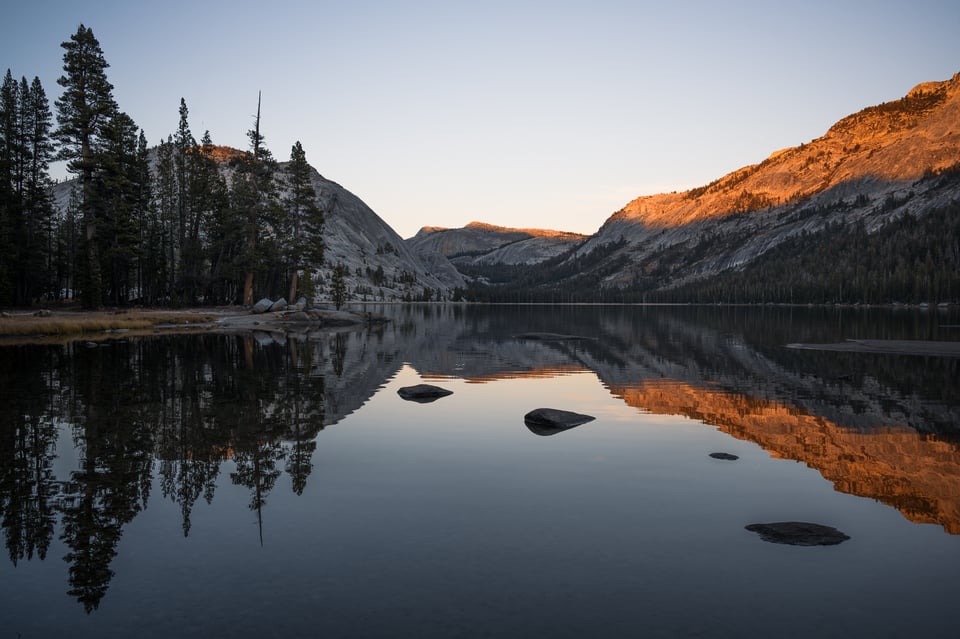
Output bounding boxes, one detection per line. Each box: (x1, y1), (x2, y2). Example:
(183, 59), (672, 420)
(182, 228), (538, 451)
(709, 452), (739, 460)
(397, 384), (453, 403)
(252, 298), (273, 314)
(745, 521), (850, 546)
(524, 408), (595, 436)
(515, 332), (592, 341)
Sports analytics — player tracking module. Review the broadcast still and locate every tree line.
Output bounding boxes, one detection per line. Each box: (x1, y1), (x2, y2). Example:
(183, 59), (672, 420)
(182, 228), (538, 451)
(0, 24), (324, 309)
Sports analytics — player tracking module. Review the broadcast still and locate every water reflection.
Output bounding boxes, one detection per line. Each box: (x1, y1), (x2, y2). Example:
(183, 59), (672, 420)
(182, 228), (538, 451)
(1, 304), (959, 615)
(0, 330), (387, 610)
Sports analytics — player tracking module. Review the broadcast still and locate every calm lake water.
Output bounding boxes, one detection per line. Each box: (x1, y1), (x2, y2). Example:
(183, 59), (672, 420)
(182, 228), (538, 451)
(1, 304), (959, 638)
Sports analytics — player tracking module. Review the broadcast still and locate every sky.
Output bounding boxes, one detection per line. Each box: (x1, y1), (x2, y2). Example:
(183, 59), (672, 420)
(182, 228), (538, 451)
(3, 1), (960, 239)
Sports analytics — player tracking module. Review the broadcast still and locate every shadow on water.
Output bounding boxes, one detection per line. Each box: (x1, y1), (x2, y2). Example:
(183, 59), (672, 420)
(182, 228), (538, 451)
(1, 304), (959, 612)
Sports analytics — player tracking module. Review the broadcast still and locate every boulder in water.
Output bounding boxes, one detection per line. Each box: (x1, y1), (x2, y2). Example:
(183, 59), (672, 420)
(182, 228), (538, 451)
(524, 408), (595, 436)
(745, 521), (850, 546)
(398, 384), (453, 403)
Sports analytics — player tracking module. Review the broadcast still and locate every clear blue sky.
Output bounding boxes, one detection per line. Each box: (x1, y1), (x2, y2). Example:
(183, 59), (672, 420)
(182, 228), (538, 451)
(3, 0), (959, 238)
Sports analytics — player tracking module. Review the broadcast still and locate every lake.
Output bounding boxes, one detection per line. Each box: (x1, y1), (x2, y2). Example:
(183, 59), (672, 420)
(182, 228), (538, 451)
(1, 304), (959, 638)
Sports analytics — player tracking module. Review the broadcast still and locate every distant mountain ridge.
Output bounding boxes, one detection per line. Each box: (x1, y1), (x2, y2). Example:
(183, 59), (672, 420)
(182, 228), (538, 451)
(407, 220), (587, 267)
(455, 72), (960, 302)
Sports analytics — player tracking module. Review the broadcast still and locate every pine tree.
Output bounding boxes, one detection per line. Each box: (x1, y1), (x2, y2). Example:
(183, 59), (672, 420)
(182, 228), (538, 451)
(22, 77), (56, 303)
(155, 136), (177, 299)
(54, 25), (118, 308)
(0, 70), (19, 304)
(0, 72), (55, 305)
(173, 98), (196, 300)
(132, 130), (154, 303)
(330, 262), (348, 309)
(95, 111), (141, 305)
(283, 140), (324, 302)
(230, 92), (277, 305)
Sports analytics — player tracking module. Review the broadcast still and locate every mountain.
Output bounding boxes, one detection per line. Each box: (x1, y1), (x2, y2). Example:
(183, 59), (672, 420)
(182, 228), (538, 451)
(304, 169), (465, 301)
(460, 72), (960, 303)
(406, 221), (587, 266)
(50, 148), (465, 304)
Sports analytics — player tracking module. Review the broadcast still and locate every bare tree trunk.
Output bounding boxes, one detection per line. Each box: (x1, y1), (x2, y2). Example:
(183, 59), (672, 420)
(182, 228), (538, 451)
(288, 270), (298, 304)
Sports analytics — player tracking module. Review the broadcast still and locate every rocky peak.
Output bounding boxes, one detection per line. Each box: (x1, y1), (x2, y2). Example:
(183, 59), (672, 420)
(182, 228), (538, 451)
(610, 71), (960, 230)
(406, 220), (587, 267)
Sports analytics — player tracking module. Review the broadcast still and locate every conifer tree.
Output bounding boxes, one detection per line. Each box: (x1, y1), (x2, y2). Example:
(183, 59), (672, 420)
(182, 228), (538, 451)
(230, 92), (277, 305)
(54, 25), (118, 308)
(173, 98), (196, 299)
(330, 262), (348, 309)
(132, 130), (154, 303)
(155, 136), (177, 299)
(0, 72), (55, 305)
(95, 111), (141, 305)
(283, 140), (324, 302)
(0, 70), (19, 304)
(22, 77), (56, 302)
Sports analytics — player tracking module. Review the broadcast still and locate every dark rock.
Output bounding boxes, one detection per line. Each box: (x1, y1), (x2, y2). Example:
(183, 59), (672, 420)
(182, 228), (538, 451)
(515, 332), (592, 341)
(286, 311), (310, 322)
(252, 298), (273, 314)
(524, 408), (595, 436)
(397, 384), (453, 403)
(34, 309), (52, 317)
(269, 298), (288, 312)
(709, 452), (739, 460)
(745, 522), (850, 546)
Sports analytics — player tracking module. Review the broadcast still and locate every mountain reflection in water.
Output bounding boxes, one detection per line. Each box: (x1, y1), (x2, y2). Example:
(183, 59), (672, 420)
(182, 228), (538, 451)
(1, 304), (958, 618)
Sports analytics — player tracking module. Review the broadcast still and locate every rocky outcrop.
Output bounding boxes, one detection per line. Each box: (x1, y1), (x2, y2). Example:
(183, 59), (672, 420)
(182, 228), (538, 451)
(302, 170), (466, 302)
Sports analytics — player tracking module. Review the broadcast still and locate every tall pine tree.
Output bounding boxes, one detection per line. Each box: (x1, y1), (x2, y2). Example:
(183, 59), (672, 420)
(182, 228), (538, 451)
(54, 24), (117, 308)
(283, 141), (324, 302)
(0, 70), (20, 304)
(230, 92), (277, 306)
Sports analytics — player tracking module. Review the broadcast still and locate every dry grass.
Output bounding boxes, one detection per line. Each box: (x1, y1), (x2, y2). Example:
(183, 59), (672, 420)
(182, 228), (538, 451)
(0, 310), (223, 339)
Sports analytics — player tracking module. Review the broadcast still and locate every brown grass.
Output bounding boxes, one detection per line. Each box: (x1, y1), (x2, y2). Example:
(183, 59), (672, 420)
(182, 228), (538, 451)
(0, 310), (223, 339)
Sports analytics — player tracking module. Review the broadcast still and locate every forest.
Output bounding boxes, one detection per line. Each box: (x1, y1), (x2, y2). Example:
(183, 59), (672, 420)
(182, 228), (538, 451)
(0, 25), (324, 309)
(462, 192), (960, 305)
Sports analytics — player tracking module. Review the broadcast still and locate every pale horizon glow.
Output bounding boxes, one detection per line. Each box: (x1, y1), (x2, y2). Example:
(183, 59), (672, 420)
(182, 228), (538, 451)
(3, 0), (959, 239)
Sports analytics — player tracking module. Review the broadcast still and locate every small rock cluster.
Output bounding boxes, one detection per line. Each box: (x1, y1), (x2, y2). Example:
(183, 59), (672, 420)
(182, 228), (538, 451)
(392, 385), (852, 547)
(251, 297), (309, 314)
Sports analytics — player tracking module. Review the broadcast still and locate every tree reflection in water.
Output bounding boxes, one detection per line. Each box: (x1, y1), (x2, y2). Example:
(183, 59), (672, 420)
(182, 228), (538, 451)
(1, 305), (959, 614)
(0, 333), (328, 611)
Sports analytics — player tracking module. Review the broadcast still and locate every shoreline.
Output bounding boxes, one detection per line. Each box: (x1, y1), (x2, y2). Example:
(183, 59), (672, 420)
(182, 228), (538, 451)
(0, 306), (379, 345)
